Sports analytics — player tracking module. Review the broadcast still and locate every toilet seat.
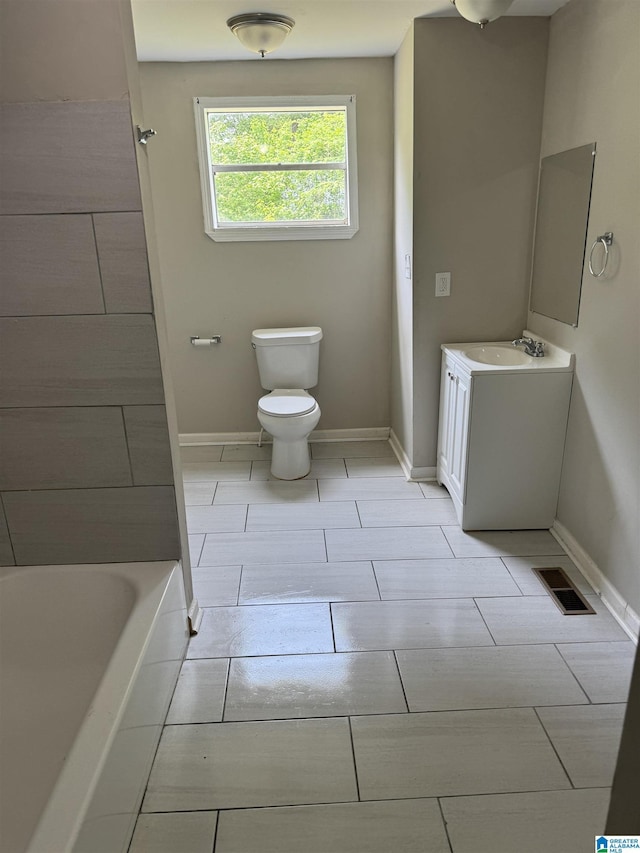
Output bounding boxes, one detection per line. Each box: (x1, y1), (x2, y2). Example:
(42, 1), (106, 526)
(258, 389), (316, 418)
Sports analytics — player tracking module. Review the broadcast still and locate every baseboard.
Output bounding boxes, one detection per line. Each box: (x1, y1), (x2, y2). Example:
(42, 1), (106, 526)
(179, 427), (391, 446)
(551, 520), (639, 642)
(180, 432), (262, 445)
(187, 598), (203, 635)
(389, 429), (437, 482)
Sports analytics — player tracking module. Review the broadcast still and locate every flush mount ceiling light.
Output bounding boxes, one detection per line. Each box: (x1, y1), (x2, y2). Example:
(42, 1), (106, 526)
(226, 12), (295, 58)
(450, 0), (514, 28)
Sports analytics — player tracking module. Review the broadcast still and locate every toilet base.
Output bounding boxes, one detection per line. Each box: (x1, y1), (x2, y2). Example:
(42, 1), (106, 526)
(270, 437), (311, 480)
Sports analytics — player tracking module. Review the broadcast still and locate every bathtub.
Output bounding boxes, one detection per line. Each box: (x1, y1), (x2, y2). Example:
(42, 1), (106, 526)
(0, 561), (188, 853)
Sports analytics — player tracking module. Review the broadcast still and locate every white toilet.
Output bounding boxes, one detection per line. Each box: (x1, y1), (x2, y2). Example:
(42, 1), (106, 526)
(251, 326), (322, 480)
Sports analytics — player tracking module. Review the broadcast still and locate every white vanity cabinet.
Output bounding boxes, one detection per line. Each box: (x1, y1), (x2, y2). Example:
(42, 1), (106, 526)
(437, 339), (574, 531)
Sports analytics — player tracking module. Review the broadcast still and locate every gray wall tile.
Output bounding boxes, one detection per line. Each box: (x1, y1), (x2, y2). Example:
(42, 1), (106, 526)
(0, 215), (104, 316)
(94, 213), (153, 313)
(123, 405), (174, 486)
(0, 407), (132, 490)
(3, 486), (180, 565)
(0, 101), (141, 215)
(0, 315), (164, 407)
(0, 500), (15, 566)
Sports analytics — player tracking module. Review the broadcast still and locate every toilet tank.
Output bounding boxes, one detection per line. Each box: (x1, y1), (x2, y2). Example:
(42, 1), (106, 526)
(252, 327), (322, 390)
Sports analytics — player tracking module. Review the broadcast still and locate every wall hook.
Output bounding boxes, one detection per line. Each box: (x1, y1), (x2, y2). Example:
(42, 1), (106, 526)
(136, 126), (157, 145)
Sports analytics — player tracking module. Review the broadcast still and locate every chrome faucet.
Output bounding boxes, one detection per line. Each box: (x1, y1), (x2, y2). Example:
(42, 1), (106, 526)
(512, 336), (545, 357)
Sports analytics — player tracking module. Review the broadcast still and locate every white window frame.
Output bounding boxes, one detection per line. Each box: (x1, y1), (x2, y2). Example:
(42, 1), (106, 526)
(193, 95), (359, 242)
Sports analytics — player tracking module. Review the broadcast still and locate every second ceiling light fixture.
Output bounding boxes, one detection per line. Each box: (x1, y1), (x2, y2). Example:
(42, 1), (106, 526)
(451, 0), (515, 28)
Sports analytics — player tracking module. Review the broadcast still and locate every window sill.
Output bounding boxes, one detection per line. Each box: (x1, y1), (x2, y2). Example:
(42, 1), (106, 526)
(205, 224), (359, 243)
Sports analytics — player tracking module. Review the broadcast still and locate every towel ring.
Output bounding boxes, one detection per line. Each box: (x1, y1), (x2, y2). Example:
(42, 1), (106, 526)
(588, 232), (613, 278)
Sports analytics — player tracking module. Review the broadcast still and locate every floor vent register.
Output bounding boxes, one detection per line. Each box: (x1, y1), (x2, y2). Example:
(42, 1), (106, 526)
(532, 567), (596, 615)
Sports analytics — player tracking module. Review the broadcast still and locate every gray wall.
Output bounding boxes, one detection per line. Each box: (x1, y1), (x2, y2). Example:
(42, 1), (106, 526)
(527, 0), (640, 614)
(138, 58), (394, 436)
(408, 17), (549, 470)
(607, 643), (640, 832)
(0, 0), (181, 566)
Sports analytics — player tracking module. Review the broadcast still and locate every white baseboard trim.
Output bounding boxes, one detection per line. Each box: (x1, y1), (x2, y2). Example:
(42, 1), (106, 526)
(389, 429), (437, 482)
(187, 598), (203, 635)
(551, 520), (639, 642)
(179, 427), (390, 446)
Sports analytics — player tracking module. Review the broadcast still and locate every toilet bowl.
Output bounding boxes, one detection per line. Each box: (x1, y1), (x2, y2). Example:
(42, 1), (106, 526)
(252, 326), (323, 480)
(257, 389), (321, 480)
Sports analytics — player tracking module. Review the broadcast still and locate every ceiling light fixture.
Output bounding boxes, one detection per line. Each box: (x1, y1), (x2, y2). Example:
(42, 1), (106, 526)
(450, 0), (514, 28)
(226, 12), (295, 58)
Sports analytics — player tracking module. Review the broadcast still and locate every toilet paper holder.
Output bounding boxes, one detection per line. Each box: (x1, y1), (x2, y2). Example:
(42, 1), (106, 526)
(190, 335), (222, 346)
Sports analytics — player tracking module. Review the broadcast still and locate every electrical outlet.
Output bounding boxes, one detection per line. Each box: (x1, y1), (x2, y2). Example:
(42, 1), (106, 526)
(435, 272), (451, 297)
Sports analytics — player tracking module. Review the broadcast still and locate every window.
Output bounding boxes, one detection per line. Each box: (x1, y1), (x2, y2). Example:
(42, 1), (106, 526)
(193, 95), (358, 242)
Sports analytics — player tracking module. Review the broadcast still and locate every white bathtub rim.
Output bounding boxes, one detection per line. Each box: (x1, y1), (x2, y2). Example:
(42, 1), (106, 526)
(20, 561), (183, 853)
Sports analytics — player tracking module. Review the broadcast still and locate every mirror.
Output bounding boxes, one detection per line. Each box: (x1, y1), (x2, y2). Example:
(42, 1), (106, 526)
(529, 142), (596, 327)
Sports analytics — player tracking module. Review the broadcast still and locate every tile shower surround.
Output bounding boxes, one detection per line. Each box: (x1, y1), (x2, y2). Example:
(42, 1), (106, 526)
(131, 441), (635, 853)
(0, 99), (180, 566)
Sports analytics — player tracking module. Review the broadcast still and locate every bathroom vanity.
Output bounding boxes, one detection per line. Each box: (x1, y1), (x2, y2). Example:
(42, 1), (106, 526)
(437, 333), (574, 530)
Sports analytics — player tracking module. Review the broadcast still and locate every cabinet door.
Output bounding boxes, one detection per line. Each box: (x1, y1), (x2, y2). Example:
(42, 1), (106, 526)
(437, 356), (456, 483)
(449, 368), (471, 501)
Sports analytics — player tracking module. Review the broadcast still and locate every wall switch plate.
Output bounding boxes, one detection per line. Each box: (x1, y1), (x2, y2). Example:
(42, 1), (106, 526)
(435, 272), (451, 297)
(404, 254), (412, 280)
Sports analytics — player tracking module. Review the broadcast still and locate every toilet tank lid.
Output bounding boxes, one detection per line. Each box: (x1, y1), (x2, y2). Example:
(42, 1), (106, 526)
(251, 326), (323, 346)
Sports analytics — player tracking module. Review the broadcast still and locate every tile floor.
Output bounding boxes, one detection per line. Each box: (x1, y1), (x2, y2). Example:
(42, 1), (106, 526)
(131, 440), (636, 853)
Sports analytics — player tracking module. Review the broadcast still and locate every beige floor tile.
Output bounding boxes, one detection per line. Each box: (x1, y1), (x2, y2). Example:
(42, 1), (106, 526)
(345, 458), (404, 477)
(246, 500), (359, 531)
(396, 645), (588, 711)
(441, 788), (610, 853)
(332, 599), (494, 651)
(373, 557), (521, 599)
(224, 651), (407, 721)
(180, 446), (223, 463)
(251, 459), (347, 480)
(142, 718), (357, 811)
(182, 461), (251, 482)
(326, 526), (453, 561)
(221, 443), (272, 461)
(311, 440), (393, 459)
(358, 498), (458, 527)
(183, 483), (216, 506)
(186, 504), (247, 534)
(215, 799), (450, 853)
(192, 565), (241, 606)
(475, 595), (629, 644)
(187, 603), (334, 658)
(213, 480), (319, 504)
(129, 812), (218, 853)
(188, 534), (205, 566)
(319, 477), (422, 502)
(351, 708), (570, 800)
(442, 527), (564, 558)
(556, 641), (636, 703)
(420, 482), (450, 499)
(501, 555), (595, 595)
(166, 659), (229, 724)
(536, 703), (626, 787)
(239, 561), (379, 604)
(199, 530), (326, 566)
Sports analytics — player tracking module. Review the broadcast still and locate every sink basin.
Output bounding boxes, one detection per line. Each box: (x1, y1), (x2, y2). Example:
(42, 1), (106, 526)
(464, 345), (533, 366)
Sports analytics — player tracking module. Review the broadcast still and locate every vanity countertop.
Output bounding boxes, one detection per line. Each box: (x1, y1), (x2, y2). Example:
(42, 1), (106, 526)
(442, 331), (574, 376)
